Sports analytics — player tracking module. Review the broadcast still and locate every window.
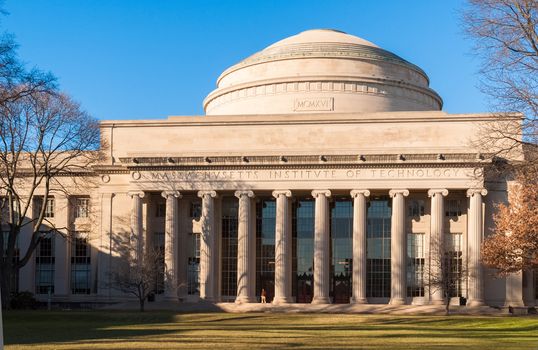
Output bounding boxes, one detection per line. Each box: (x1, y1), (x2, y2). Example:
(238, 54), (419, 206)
(445, 232), (464, 297)
(445, 199), (462, 217)
(35, 235), (55, 294)
(153, 232), (165, 294)
(292, 199), (315, 303)
(330, 199), (353, 304)
(188, 233), (200, 295)
(71, 233), (91, 294)
(366, 198), (391, 298)
(74, 197), (89, 218)
(221, 197), (238, 300)
(408, 199), (425, 217)
(407, 232), (425, 297)
(155, 202), (166, 218)
(44, 198), (55, 218)
(256, 198), (276, 302)
(34, 196), (55, 218)
(190, 201), (201, 219)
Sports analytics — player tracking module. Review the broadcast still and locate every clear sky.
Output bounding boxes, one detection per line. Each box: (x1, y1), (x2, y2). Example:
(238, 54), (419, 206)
(4, 0), (487, 120)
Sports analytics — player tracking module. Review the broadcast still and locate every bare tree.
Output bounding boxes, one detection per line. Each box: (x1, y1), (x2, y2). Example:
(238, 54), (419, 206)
(463, 0), (538, 164)
(0, 88), (102, 309)
(108, 233), (162, 312)
(424, 236), (468, 315)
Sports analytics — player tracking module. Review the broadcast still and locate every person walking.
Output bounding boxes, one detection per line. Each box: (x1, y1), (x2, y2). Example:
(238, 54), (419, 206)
(261, 288), (267, 303)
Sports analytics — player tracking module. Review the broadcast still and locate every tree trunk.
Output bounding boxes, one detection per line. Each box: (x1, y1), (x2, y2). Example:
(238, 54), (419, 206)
(0, 267), (12, 310)
(445, 297), (450, 316)
(139, 298), (145, 312)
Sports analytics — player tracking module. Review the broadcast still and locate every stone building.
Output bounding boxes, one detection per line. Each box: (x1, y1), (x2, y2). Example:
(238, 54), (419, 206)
(16, 29), (535, 307)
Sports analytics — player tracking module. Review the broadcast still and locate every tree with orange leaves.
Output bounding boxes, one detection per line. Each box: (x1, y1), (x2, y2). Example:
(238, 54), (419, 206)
(482, 171), (538, 274)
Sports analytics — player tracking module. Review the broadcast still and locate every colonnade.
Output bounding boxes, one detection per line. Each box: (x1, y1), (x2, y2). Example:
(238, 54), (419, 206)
(129, 188), (487, 305)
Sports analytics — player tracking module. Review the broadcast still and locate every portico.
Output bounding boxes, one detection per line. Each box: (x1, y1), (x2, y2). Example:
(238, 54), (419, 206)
(124, 155), (488, 305)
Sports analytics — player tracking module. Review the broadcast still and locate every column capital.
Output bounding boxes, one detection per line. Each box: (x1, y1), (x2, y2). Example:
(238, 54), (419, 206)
(389, 189), (409, 198)
(197, 190), (217, 198)
(128, 191), (145, 199)
(350, 189), (370, 198)
(161, 190), (182, 199)
(466, 188), (488, 197)
(272, 190), (292, 198)
(311, 189), (331, 198)
(427, 189), (449, 197)
(234, 190), (255, 199)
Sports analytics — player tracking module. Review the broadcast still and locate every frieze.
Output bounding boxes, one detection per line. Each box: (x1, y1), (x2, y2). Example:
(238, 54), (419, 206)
(136, 167), (478, 183)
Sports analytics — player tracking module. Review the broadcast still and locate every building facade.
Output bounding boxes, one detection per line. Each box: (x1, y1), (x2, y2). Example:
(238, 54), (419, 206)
(15, 29), (536, 307)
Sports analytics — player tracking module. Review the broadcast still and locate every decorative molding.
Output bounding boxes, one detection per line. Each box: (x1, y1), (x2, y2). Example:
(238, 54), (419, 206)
(117, 152), (494, 169)
(101, 174), (111, 183)
(350, 189), (371, 198)
(234, 190), (255, 199)
(389, 189), (410, 198)
(272, 190), (292, 198)
(427, 189), (449, 197)
(205, 79), (440, 113)
(466, 188), (488, 197)
(161, 190), (182, 199)
(127, 191), (145, 199)
(311, 189), (332, 198)
(197, 190), (218, 198)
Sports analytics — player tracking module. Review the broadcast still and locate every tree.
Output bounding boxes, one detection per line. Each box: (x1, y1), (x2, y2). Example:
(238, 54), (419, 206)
(108, 233), (163, 312)
(463, 0), (538, 164)
(0, 64), (101, 308)
(482, 171), (538, 274)
(424, 235), (468, 315)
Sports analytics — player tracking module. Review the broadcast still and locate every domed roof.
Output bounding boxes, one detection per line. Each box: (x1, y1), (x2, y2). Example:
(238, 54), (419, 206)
(204, 29), (442, 115)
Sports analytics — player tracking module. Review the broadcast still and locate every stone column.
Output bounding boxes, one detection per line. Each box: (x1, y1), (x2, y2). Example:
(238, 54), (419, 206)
(128, 191), (145, 261)
(198, 190), (218, 301)
(428, 189), (448, 304)
(350, 190), (370, 304)
(466, 188), (487, 307)
(389, 189), (409, 305)
(311, 189), (331, 304)
(272, 190), (293, 304)
(161, 190), (181, 301)
(235, 190), (256, 303)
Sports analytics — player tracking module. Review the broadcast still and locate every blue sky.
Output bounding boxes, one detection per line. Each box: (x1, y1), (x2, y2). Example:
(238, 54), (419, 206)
(4, 0), (487, 120)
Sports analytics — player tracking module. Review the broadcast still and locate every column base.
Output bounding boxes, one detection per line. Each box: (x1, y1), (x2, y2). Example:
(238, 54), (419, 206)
(389, 298), (406, 306)
(430, 299), (445, 306)
(311, 296), (331, 304)
(467, 299), (485, 307)
(235, 296), (257, 304)
(350, 297), (368, 304)
(504, 300), (525, 308)
(272, 296), (294, 304)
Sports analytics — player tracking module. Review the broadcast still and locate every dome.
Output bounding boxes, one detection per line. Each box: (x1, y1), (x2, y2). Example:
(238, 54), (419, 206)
(203, 29), (442, 115)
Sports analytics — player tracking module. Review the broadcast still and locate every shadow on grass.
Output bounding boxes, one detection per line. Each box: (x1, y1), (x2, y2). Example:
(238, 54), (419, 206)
(3, 310), (179, 345)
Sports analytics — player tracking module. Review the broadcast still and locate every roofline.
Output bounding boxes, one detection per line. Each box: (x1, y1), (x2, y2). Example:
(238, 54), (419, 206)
(100, 111), (524, 128)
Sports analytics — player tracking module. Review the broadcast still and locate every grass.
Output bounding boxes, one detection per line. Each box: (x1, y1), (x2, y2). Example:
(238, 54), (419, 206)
(2, 311), (538, 349)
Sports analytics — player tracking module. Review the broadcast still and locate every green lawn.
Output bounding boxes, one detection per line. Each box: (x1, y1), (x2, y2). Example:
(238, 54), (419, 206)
(2, 311), (538, 349)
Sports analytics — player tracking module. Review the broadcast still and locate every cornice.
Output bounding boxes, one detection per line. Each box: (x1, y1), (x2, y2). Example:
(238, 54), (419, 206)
(100, 112), (523, 128)
(115, 153), (493, 170)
